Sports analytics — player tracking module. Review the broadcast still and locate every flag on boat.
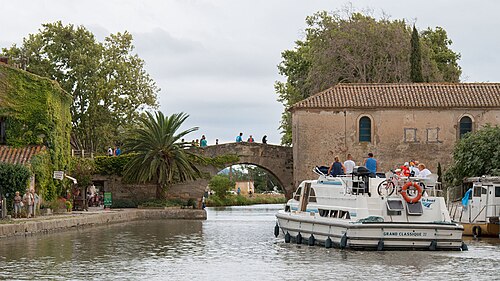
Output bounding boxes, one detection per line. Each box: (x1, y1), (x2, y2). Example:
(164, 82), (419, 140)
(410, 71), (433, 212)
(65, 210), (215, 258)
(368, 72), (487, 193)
(462, 188), (472, 207)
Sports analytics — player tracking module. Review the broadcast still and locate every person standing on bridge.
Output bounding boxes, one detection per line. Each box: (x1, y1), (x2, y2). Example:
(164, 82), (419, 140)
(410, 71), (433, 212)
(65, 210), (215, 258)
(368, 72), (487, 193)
(200, 135), (207, 147)
(236, 133), (243, 142)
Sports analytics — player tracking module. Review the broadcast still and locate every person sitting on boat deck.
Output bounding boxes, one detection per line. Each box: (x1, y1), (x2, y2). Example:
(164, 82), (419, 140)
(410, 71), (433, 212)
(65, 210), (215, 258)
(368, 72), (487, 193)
(364, 152), (377, 177)
(343, 153), (356, 174)
(417, 163), (432, 178)
(327, 156), (345, 176)
(409, 161), (419, 177)
(401, 162), (411, 177)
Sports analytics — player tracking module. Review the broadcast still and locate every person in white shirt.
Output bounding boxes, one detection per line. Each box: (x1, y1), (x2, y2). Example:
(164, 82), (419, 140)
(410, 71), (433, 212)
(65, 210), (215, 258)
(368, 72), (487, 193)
(409, 161), (419, 177)
(344, 153), (356, 174)
(417, 163), (432, 178)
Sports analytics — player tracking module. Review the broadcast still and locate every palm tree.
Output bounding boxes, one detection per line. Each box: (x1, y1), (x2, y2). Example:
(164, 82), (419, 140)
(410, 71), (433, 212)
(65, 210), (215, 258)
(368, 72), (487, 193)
(123, 111), (202, 199)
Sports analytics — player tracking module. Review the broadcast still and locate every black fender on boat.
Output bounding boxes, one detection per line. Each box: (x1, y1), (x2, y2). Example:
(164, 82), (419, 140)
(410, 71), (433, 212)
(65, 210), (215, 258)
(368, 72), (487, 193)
(472, 225), (482, 237)
(340, 233), (348, 249)
(377, 239), (384, 251)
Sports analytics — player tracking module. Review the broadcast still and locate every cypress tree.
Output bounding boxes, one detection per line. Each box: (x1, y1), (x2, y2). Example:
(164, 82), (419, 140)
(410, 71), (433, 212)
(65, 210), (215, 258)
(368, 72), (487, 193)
(410, 25), (424, 82)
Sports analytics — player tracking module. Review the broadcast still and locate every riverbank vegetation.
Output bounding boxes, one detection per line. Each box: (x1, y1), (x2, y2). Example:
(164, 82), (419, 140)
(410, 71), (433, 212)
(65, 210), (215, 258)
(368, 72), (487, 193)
(206, 194), (286, 207)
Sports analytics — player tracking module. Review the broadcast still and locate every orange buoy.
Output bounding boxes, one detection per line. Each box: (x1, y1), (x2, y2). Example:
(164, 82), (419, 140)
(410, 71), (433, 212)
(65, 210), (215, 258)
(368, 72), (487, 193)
(401, 182), (423, 203)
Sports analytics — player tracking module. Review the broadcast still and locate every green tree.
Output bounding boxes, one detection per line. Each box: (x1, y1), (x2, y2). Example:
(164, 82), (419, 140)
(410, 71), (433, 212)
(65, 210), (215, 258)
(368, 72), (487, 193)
(123, 111), (202, 199)
(208, 174), (235, 199)
(275, 10), (461, 145)
(410, 25), (424, 82)
(421, 27), (462, 82)
(1, 21), (159, 152)
(445, 125), (500, 186)
(0, 162), (31, 212)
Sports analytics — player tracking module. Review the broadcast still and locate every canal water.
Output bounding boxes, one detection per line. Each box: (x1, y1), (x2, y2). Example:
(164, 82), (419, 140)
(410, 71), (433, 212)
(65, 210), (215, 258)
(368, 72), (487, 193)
(0, 204), (499, 280)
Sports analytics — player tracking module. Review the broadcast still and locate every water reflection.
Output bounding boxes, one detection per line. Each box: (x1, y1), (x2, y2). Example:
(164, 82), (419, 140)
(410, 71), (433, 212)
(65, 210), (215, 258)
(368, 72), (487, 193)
(0, 205), (499, 281)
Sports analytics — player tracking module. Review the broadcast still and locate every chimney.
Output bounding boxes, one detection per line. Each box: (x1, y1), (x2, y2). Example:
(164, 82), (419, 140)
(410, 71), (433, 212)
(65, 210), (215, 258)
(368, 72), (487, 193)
(0, 57), (8, 64)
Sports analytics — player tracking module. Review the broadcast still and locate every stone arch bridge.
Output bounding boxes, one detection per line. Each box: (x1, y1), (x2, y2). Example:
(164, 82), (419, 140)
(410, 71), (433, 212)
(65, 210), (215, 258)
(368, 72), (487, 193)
(168, 142), (294, 200)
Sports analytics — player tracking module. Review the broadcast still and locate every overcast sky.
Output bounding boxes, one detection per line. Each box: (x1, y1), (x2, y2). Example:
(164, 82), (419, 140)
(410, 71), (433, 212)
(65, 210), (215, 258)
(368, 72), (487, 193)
(1, 0), (499, 145)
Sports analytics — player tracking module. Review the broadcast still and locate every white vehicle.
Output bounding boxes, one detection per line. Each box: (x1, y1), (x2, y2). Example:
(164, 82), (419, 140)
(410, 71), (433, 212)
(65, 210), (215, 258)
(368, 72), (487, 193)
(275, 167), (465, 250)
(448, 176), (500, 237)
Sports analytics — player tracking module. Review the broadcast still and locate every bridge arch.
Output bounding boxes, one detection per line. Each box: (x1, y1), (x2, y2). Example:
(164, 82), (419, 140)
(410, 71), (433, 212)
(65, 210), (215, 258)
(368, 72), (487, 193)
(167, 142), (294, 200)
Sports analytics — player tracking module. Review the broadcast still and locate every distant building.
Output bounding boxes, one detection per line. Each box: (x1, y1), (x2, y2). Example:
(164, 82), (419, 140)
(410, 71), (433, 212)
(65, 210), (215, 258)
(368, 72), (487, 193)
(291, 83), (500, 186)
(234, 181), (255, 195)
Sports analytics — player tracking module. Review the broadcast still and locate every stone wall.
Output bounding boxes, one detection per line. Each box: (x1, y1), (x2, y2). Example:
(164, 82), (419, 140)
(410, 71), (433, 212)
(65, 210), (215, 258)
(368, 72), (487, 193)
(0, 209), (207, 239)
(292, 108), (500, 186)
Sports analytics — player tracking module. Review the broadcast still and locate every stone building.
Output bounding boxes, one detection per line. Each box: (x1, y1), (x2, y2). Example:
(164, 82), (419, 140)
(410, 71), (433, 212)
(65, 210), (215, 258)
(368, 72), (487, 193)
(291, 83), (500, 186)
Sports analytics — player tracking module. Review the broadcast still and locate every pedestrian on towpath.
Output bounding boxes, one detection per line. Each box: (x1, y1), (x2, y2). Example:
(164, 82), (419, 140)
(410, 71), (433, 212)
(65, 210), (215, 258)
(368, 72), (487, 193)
(13, 191), (22, 218)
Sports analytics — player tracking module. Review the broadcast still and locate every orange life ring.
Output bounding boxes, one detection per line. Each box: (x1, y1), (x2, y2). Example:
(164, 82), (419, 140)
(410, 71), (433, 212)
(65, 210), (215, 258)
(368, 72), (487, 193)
(401, 182), (423, 203)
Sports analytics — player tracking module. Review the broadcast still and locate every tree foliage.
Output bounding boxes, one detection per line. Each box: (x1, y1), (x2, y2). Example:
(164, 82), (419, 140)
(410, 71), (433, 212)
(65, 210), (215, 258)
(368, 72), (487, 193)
(275, 10), (462, 145)
(0, 162), (31, 211)
(123, 111), (203, 199)
(445, 125), (500, 185)
(208, 174), (235, 199)
(1, 21), (159, 152)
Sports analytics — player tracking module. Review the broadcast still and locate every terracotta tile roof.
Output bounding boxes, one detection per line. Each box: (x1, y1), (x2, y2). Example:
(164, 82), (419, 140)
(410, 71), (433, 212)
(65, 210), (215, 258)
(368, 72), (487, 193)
(0, 145), (46, 165)
(292, 83), (500, 110)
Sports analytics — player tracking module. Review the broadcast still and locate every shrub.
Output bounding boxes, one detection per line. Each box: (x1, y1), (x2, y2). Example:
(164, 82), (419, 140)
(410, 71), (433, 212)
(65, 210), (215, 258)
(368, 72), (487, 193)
(0, 162), (31, 212)
(208, 174), (234, 199)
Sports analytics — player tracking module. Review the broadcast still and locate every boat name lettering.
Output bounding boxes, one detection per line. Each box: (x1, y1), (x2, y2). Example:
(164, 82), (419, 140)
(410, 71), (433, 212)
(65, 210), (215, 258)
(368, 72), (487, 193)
(383, 231), (423, 237)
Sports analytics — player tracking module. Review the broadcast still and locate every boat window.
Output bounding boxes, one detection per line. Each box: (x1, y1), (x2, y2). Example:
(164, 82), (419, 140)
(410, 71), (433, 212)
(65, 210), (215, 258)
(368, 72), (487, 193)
(330, 210), (338, 218)
(495, 186), (500, 197)
(344, 212), (350, 219)
(293, 187), (301, 201)
(318, 209), (329, 217)
(359, 116), (372, 142)
(309, 188), (317, 202)
(459, 116), (473, 138)
(473, 186), (482, 197)
(339, 210), (350, 219)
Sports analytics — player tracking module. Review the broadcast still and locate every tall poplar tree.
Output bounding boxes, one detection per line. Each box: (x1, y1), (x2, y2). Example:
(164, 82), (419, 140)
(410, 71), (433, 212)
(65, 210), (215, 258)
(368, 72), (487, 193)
(410, 25), (424, 82)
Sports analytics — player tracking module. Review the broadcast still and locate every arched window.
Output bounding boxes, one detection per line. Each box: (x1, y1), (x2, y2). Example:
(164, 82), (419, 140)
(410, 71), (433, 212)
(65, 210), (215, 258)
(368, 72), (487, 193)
(459, 116), (473, 138)
(359, 116), (372, 142)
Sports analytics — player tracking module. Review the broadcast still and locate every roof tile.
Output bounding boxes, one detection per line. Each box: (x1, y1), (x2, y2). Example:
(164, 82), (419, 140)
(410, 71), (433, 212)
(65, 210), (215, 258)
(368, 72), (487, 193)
(0, 145), (46, 165)
(292, 83), (500, 109)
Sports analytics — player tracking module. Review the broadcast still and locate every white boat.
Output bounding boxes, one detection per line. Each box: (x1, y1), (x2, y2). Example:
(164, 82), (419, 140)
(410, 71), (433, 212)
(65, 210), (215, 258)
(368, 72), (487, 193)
(448, 176), (500, 238)
(275, 167), (465, 250)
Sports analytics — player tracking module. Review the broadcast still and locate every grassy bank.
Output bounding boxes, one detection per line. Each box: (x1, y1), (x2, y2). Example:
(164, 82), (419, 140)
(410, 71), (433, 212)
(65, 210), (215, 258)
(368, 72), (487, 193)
(206, 194), (287, 207)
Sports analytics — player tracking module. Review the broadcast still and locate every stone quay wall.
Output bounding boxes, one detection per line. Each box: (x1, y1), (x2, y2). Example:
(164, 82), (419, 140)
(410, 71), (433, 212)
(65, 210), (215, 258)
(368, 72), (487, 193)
(0, 209), (206, 239)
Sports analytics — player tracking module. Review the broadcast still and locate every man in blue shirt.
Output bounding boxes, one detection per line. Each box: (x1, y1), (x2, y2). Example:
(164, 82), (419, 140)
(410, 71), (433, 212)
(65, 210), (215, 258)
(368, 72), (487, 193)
(236, 132), (243, 142)
(364, 152), (377, 177)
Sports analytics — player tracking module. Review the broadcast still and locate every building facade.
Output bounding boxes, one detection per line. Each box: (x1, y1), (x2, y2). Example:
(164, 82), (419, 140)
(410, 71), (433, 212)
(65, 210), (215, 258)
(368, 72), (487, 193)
(291, 83), (500, 186)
